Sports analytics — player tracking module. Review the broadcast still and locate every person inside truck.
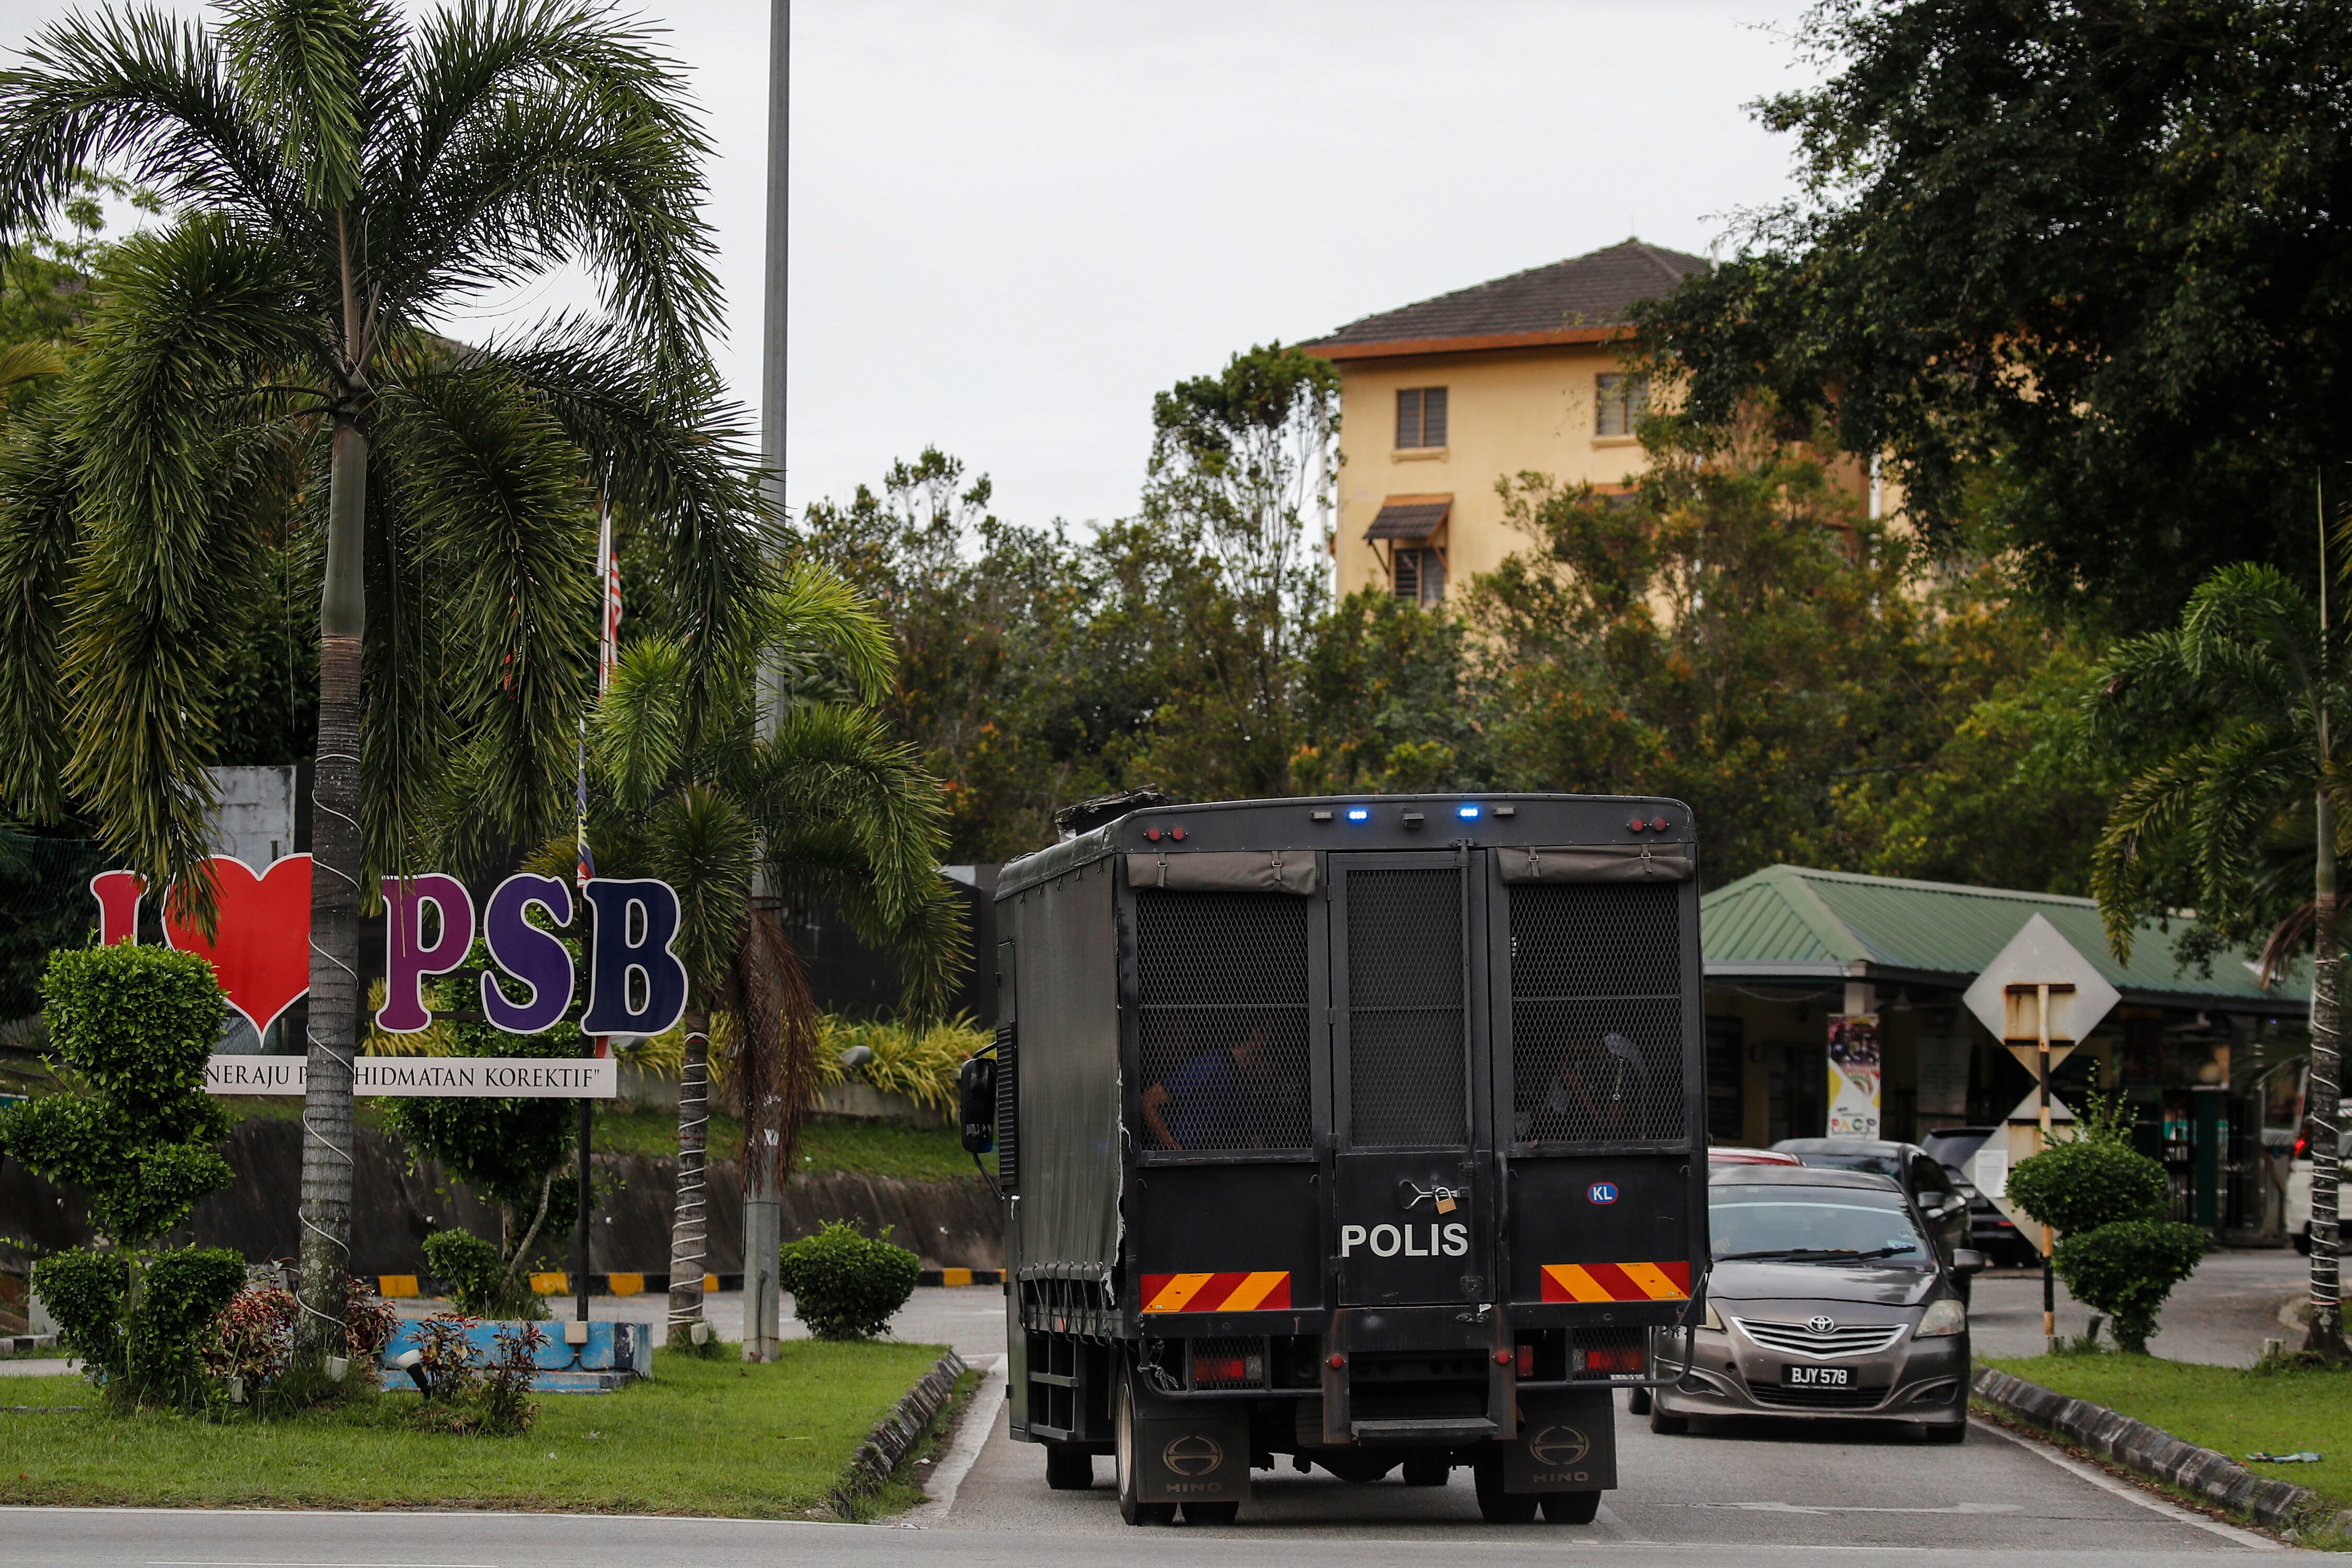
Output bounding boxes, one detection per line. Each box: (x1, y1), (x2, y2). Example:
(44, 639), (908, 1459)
(1519, 1030), (1648, 1143)
(1142, 1023), (1275, 1150)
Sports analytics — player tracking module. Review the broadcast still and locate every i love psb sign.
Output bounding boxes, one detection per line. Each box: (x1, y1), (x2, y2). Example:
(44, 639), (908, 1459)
(94, 858), (685, 1099)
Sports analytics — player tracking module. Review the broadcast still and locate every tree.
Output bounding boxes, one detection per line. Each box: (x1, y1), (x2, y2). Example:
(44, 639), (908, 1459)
(1294, 589), (1486, 797)
(2085, 563), (2348, 1358)
(1635, 1), (2352, 631)
(383, 939), (588, 1299)
(799, 450), (1130, 859)
(1136, 343), (1338, 798)
(0, 944), (232, 1244)
(1464, 437), (1936, 886)
(0, 0), (759, 1363)
(586, 564), (961, 1347)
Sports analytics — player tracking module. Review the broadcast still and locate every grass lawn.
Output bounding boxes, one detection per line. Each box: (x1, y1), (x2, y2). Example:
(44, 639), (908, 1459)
(217, 1096), (982, 1184)
(0, 1341), (949, 1517)
(1984, 1353), (2352, 1516)
(592, 1104), (981, 1183)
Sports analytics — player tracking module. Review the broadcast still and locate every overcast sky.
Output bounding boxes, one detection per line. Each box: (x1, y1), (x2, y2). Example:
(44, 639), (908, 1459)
(5, 0), (1821, 530)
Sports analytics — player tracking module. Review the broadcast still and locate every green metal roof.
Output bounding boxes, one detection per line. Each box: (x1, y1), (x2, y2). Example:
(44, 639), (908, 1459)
(1701, 864), (2307, 1014)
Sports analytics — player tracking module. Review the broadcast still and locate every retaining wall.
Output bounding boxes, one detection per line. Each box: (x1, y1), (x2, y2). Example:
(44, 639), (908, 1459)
(1, 1116), (1002, 1275)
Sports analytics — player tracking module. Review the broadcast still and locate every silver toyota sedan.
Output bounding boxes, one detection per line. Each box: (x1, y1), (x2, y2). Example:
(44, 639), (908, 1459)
(1643, 1163), (1981, 1443)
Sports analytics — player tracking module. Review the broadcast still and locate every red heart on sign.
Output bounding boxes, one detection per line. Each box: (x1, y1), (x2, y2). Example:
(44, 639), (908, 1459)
(163, 855), (313, 1037)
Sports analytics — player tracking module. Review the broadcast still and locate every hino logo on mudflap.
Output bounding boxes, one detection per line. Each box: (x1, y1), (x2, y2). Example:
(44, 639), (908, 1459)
(1341, 1221), (1470, 1257)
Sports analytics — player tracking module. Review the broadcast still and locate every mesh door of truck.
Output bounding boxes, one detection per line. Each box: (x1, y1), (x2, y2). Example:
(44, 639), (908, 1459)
(1344, 866), (1468, 1149)
(1134, 890), (1312, 1152)
(1507, 880), (1687, 1147)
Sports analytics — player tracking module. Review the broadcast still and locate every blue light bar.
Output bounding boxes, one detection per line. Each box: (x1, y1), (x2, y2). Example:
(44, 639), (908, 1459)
(1457, 803), (1481, 819)
(1346, 806), (1371, 822)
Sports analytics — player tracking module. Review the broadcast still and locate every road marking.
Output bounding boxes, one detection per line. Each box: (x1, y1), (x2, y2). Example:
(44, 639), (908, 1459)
(1686, 1502), (2023, 1515)
(1970, 1413), (2282, 1550)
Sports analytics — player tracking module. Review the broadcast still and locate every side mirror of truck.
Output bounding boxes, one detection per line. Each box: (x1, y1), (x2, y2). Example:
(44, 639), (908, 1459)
(959, 1055), (998, 1155)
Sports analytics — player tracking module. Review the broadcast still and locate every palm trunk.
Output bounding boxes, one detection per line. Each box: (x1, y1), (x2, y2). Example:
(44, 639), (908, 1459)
(295, 212), (371, 1363)
(2308, 786), (2347, 1359)
(667, 1010), (711, 1346)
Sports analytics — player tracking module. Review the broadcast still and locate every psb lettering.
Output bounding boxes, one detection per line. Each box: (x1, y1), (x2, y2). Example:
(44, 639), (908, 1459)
(1339, 1221), (1469, 1258)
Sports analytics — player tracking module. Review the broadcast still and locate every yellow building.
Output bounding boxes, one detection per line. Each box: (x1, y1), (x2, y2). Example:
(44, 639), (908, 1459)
(1303, 239), (1708, 606)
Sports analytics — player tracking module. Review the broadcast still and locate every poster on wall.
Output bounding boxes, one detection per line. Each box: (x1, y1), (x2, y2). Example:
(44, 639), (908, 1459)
(1826, 1013), (1881, 1138)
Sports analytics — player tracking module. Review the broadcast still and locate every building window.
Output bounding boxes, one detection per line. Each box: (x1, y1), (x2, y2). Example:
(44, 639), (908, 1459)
(1595, 372), (1646, 437)
(1393, 547), (1445, 606)
(1396, 386), (1448, 449)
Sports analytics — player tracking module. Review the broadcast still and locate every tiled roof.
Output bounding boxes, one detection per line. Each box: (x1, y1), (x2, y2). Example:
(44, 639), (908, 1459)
(1702, 864), (2308, 1013)
(1306, 239), (1709, 352)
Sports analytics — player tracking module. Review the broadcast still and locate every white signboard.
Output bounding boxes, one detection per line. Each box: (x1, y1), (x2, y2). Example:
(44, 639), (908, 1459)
(207, 1054), (616, 1098)
(1961, 915), (2117, 1240)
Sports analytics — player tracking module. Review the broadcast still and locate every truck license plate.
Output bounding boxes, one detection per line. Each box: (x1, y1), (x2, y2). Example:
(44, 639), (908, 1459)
(1782, 1364), (1850, 1387)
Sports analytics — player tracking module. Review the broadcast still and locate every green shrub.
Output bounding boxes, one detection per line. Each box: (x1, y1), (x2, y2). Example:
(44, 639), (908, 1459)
(128, 1246), (247, 1404)
(0, 946), (232, 1243)
(2052, 1218), (2209, 1354)
(404, 1312), (541, 1436)
(2007, 1135), (2167, 1235)
(421, 1229), (509, 1317)
(30, 1248), (129, 1380)
(777, 1220), (920, 1341)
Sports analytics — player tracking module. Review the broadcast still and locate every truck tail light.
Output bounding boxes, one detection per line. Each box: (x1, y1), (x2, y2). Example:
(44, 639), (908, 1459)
(1515, 1343), (1534, 1377)
(1191, 1347), (1264, 1387)
(1571, 1330), (1647, 1378)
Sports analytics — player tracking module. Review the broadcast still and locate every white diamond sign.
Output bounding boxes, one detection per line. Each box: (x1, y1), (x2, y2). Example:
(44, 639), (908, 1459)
(1963, 914), (2120, 1047)
(1961, 915), (2121, 1244)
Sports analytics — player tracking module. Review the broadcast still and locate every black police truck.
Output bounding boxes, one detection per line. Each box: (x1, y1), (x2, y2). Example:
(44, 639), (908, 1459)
(957, 793), (1709, 1525)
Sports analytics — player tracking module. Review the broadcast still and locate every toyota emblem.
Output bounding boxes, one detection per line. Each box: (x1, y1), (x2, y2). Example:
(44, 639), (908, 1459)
(1805, 1315), (1837, 1335)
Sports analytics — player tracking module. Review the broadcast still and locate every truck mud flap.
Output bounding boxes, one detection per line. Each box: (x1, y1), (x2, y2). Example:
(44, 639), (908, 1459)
(1127, 1375), (1251, 1506)
(1502, 1389), (1616, 1494)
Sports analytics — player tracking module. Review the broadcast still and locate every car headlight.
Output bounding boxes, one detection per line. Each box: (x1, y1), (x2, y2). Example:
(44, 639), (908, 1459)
(1700, 1299), (1725, 1332)
(1916, 1298), (1966, 1338)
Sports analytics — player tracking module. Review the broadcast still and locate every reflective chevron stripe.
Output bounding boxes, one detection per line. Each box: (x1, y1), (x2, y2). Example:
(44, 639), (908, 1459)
(1540, 1260), (1692, 1303)
(1141, 1271), (1293, 1313)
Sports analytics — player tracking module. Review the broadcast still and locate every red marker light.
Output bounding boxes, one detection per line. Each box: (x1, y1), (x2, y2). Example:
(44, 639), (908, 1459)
(1515, 1343), (1534, 1376)
(1171, 827), (1186, 841)
(1627, 817), (1645, 832)
(1650, 817), (1667, 832)
(1327, 1353), (1346, 1369)
(1145, 827), (1161, 842)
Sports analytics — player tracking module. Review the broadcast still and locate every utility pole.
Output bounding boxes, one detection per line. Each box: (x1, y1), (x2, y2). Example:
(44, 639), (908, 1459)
(2036, 982), (2055, 1353)
(742, 0), (790, 1365)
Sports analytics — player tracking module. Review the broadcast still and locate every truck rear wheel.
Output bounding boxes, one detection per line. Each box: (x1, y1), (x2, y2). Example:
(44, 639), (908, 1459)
(1541, 1490), (1602, 1524)
(1045, 1443), (1093, 1490)
(1114, 1375), (1175, 1526)
(1473, 1449), (1539, 1524)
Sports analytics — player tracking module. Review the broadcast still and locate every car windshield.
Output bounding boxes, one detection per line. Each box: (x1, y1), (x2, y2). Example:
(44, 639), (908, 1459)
(1711, 1185), (1930, 1264)
(1793, 1152), (1905, 1179)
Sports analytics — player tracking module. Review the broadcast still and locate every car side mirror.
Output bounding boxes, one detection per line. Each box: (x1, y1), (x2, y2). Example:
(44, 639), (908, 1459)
(958, 1055), (998, 1154)
(1951, 1248), (1985, 1275)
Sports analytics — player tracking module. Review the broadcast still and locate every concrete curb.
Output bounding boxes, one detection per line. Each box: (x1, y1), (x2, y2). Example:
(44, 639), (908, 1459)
(831, 1348), (970, 1518)
(1971, 1366), (2350, 1536)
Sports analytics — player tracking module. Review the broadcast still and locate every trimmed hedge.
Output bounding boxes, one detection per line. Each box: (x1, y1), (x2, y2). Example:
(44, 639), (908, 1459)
(777, 1220), (919, 1341)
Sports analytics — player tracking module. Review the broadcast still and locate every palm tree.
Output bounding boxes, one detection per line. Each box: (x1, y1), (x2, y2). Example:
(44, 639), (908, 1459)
(0, 1), (758, 1359)
(587, 566), (963, 1348)
(2089, 562), (2348, 1359)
